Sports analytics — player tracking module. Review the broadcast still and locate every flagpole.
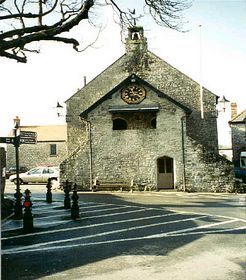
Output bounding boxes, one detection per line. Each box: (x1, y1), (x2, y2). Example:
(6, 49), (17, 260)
(199, 24), (204, 119)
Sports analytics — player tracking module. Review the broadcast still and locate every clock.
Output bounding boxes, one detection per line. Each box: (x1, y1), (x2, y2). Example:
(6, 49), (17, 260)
(121, 84), (146, 104)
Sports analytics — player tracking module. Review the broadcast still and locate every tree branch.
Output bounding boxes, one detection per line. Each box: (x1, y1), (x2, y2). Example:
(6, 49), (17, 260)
(0, 0), (94, 56)
(43, 36), (80, 50)
(0, 0), (191, 63)
(0, 50), (27, 63)
(0, 0), (59, 20)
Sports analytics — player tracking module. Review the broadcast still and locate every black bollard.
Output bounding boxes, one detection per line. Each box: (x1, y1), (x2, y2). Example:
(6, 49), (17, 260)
(64, 180), (71, 209)
(23, 189), (33, 233)
(71, 183), (80, 220)
(46, 178), (52, 203)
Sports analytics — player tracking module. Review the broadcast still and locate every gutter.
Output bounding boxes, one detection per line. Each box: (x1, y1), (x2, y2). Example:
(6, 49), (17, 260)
(87, 120), (93, 190)
(181, 116), (187, 192)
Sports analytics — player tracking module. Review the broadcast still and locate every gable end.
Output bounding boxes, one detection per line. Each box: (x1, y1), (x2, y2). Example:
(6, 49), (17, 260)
(80, 74), (192, 118)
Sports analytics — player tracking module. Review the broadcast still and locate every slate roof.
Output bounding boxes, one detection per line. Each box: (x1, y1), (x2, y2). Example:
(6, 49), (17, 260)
(229, 109), (246, 124)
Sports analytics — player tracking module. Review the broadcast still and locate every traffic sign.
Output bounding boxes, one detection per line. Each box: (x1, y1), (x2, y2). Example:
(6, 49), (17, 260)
(0, 137), (6, 143)
(20, 138), (37, 144)
(20, 131), (37, 138)
(19, 130), (37, 145)
(0, 137), (15, 144)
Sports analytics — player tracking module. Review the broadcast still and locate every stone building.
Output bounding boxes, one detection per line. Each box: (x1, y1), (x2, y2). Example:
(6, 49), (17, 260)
(229, 108), (246, 166)
(61, 26), (234, 192)
(7, 125), (67, 170)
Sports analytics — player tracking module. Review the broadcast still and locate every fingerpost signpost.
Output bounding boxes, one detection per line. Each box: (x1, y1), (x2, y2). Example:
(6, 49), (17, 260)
(0, 117), (37, 219)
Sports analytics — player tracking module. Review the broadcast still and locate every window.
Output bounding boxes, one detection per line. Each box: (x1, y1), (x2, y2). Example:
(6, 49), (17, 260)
(28, 168), (42, 175)
(50, 144), (57, 156)
(158, 157), (173, 174)
(113, 118), (128, 130)
(151, 118), (156, 129)
(241, 157), (246, 168)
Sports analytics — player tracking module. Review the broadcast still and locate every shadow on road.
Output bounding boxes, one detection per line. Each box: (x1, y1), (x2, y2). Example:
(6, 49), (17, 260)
(1, 192), (244, 280)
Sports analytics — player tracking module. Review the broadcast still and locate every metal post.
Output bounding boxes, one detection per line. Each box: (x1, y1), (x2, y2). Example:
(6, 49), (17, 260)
(13, 117), (22, 219)
(64, 180), (71, 209)
(71, 183), (79, 220)
(23, 189), (33, 233)
(46, 178), (52, 203)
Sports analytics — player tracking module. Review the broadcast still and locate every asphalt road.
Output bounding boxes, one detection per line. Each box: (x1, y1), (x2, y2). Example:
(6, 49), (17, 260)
(1, 182), (246, 280)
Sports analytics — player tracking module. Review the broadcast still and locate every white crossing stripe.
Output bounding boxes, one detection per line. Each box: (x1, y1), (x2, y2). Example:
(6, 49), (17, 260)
(2, 212), (181, 240)
(2, 215), (208, 254)
(2, 201), (246, 256)
(3, 221), (245, 255)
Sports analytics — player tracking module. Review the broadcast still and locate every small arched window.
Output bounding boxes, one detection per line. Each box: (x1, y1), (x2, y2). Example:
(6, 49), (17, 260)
(113, 118), (128, 130)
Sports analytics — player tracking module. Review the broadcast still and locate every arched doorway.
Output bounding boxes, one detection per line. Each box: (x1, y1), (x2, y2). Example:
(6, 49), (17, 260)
(157, 156), (174, 189)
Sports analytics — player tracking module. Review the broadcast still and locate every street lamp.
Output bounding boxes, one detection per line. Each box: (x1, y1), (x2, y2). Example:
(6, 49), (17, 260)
(13, 116), (23, 219)
(56, 102), (64, 117)
(218, 95), (230, 112)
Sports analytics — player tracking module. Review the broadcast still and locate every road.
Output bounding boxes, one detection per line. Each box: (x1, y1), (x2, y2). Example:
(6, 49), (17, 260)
(1, 182), (246, 280)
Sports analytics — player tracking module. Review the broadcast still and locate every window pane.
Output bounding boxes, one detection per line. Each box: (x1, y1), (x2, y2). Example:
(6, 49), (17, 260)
(158, 158), (165, 173)
(32, 169), (42, 174)
(241, 157), (246, 168)
(151, 118), (156, 129)
(50, 144), (57, 156)
(166, 158), (173, 173)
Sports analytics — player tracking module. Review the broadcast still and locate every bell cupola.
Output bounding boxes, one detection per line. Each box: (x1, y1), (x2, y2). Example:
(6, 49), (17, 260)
(125, 26), (148, 54)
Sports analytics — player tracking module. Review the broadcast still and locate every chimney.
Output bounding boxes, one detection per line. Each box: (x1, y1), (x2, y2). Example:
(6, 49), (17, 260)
(231, 102), (237, 120)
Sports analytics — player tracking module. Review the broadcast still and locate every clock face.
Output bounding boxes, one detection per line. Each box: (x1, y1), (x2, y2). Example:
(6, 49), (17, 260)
(121, 84), (146, 104)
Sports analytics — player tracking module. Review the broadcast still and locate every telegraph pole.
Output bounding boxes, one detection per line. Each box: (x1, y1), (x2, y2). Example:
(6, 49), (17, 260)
(199, 24), (204, 119)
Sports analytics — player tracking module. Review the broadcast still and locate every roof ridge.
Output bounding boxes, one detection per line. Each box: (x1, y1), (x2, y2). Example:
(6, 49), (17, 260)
(230, 109), (246, 122)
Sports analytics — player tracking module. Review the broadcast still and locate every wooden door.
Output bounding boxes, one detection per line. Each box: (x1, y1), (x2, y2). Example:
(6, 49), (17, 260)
(157, 157), (174, 189)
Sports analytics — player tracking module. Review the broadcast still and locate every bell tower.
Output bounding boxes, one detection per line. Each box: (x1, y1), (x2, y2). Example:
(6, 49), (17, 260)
(125, 26), (148, 54)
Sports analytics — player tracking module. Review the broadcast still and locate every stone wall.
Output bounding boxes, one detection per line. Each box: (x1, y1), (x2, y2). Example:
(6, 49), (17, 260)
(60, 139), (91, 189)
(62, 85), (187, 190)
(184, 137), (234, 192)
(67, 50), (218, 154)
(7, 141), (67, 169)
(134, 52), (219, 151)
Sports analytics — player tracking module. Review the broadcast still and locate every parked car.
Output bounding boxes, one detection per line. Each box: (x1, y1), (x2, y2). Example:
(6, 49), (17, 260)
(9, 166), (59, 185)
(6, 166), (28, 179)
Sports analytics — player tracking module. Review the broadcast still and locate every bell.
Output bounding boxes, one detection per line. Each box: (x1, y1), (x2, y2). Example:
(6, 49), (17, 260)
(133, 32), (139, 40)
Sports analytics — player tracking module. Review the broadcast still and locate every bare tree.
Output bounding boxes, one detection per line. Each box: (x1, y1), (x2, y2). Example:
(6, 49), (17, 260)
(0, 0), (191, 63)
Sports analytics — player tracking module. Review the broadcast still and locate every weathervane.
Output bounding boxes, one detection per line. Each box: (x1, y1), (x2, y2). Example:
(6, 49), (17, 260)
(128, 8), (142, 26)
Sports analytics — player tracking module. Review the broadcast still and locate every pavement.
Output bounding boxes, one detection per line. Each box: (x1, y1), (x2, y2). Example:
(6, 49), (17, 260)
(1, 183), (246, 280)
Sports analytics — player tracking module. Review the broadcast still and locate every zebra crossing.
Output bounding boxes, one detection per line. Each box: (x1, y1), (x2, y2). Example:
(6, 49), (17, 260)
(2, 198), (246, 255)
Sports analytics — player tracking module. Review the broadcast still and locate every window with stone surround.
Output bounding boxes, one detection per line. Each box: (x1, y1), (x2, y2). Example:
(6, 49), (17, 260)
(112, 112), (156, 130)
(113, 118), (128, 130)
(50, 144), (57, 156)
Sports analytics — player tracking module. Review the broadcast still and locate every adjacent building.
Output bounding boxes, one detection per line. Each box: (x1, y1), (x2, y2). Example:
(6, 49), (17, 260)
(229, 108), (246, 167)
(7, 125), (67, 170)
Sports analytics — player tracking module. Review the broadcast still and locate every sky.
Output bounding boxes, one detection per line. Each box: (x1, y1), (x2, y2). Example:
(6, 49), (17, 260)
(0, 0), (245, 140)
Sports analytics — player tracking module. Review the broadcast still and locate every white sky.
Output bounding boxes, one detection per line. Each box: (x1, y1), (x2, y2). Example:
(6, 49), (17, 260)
(0, 0), (245, 138)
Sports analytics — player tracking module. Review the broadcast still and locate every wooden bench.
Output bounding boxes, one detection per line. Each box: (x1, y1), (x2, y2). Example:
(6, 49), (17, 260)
(91, 178), (134, 192)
